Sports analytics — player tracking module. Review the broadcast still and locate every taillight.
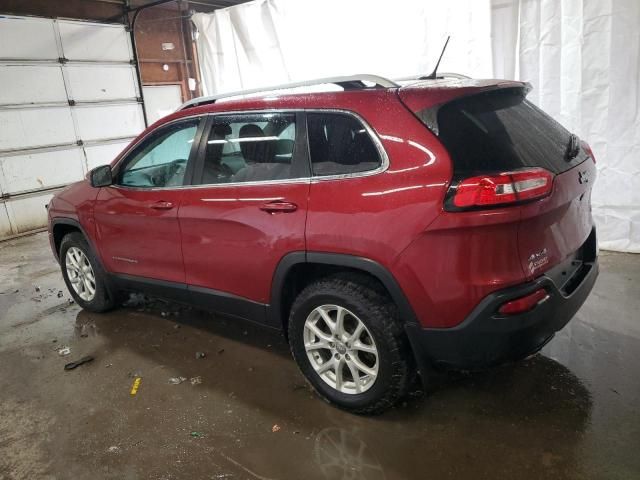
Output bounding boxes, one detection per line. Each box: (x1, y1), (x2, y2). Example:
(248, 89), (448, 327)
(498, 288), (549, 315)
(582, 141), (596, 164)
(447, 168), (554, 210)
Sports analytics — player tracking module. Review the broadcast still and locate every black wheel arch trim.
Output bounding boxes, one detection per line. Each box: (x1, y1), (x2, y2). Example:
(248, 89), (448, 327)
(268, 251), (418, 329)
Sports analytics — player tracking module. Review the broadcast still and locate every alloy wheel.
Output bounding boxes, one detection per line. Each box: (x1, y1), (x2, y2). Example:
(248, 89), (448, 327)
(303, 304), (379, 394)
(65, 247), (96, 302)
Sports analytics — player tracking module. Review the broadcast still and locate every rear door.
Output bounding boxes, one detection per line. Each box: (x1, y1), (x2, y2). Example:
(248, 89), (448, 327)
(94, 117), (204, 283)
(178, 112), (310, 322)
(432, 87), (596, 278)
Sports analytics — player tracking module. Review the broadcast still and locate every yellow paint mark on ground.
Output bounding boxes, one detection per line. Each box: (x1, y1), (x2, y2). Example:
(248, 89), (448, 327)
(130, 377), (141, 396)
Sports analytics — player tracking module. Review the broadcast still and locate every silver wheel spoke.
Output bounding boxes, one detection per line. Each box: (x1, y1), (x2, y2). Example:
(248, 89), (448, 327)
(65, 247), (96, 302)
(353, 340), (377, 355)
(334, 357), (345, 391)
(351, 355), (376, 377)
(305, 322), (333, 343)
(318, 307), (336, 334)
(303, 304), (379, 395)
(305, 340), (331, 351)
(346, 360), (362, 393)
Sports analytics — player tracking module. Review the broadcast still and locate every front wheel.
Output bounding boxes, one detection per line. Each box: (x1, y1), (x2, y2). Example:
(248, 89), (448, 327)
(288, 275), (413, 415)
(59, 232), (116, 313)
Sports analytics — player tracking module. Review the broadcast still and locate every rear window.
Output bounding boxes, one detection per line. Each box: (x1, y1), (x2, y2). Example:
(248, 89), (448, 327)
(424, 88), (582, 176)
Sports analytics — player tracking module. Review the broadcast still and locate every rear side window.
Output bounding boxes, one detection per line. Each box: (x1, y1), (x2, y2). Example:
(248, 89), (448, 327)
(307, 113), (382, 176)
(430, 88), (580, 177)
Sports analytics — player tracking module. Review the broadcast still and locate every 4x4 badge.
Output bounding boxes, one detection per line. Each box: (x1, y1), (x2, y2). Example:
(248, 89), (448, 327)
(578, 170), (590, 184)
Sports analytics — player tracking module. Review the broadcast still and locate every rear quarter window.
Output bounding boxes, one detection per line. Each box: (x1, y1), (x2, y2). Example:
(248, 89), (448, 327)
(307, 112), (382, 176)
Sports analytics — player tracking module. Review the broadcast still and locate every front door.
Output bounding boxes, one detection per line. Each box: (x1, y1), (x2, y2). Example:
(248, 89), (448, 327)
(179, 112), (310, 319)
(94, 117), (203, 283)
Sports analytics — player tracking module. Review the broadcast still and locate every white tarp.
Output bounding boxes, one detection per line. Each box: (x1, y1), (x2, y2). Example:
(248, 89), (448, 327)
(192, 0), (492, 94)
(517, 0), (640, 253)
(193, 0), (640, 252)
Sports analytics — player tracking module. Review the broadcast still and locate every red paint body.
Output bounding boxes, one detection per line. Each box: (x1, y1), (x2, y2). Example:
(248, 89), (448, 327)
(47, 79), (596, 330)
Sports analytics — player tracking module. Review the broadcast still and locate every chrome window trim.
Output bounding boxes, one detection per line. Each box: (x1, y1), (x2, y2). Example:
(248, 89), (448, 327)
(111, 108), (389, 192)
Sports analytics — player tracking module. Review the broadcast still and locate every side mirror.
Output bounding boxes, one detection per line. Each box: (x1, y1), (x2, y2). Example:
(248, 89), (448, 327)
(90, 165), (113, 188)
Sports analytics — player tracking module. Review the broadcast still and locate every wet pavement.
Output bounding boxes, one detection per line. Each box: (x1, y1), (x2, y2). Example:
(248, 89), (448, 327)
(0, 232), (639, 480)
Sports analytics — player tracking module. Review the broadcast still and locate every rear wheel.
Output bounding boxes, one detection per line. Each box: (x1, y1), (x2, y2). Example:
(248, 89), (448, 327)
(288, 275), (413, 414)
(60, 232), (116, 313)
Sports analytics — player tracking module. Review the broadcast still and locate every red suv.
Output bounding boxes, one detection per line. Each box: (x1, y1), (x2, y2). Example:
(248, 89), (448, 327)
(48, 74), (598, 414)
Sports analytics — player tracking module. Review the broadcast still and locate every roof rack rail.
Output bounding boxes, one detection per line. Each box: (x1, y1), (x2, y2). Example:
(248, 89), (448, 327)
(395, 72), (471, 81)
(178, 74), (399, 110)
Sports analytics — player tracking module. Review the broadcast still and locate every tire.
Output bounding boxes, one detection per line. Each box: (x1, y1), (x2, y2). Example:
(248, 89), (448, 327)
(59, 232), (116, 313)
(288, 274), (413, 415)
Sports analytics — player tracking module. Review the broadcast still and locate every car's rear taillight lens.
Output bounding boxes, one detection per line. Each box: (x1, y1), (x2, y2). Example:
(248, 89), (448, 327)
(582, 141), (596, 164)
(498, 288), (549, 315)
(449, 168), (554, 210)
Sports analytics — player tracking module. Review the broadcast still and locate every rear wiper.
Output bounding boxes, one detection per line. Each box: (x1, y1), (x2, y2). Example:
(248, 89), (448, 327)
(565, 133), (580, 161)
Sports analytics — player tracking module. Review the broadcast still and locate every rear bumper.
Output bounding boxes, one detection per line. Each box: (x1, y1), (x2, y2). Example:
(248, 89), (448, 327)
(406, 246), (598, 370)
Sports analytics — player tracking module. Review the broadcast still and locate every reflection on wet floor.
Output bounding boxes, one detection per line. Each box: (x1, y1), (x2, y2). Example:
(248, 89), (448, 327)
(1, 233), (639, 480)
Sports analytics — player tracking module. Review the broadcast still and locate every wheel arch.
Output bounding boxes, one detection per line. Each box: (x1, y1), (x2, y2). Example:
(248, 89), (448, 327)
(269, 252), (418, 334)
(51, 218), (102, 267)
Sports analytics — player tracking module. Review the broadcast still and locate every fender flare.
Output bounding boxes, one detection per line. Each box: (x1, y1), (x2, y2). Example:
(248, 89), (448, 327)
(50, 217), (102, 267)
(268, 251), (418, 329)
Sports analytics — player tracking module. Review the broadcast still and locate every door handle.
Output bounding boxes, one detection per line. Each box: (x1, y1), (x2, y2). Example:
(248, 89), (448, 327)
(150, 200), (174, 210)
(259, 201), (298, 214)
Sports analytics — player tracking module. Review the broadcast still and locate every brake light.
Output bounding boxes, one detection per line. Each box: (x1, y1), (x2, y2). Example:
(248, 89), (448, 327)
(450, 168), (554, 209)
(582, 141), (596, 164)
(498, 288), (549, 315)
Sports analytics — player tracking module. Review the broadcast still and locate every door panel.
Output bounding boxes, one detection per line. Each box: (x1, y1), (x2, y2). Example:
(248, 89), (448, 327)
(94, 187), (185, 282)
(179, 181), (309, 303)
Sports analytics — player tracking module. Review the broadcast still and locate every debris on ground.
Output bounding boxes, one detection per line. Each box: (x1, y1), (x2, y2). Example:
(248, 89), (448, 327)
(130, 377), (142, 396)
(57, 290), (63, 298)
(68, 299), (74, 304)
(57, 346), (71, 356)
(168, 376), (187, 385)
(190, 376), (202, 386)
(195, 351), (206, 359)
(190, 431), (204, 438)
(107, 446), (121, 454)
(127, 370), (143, 378)
(105, 363), (113, 368)
(35, 286), (40, 292)
(173, 324), (181, 330)
(64, 355), (94, 371)
(272, 424), (281, 433)
(248, 367), (254, 372)
(217, 348), (225, 354)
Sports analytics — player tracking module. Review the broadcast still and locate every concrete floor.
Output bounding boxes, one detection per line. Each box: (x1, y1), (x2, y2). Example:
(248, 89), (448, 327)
(0, 232), (639, 480)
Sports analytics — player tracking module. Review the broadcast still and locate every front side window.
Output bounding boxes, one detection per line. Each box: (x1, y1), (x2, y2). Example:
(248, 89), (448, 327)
(197, 113), (299, 185)
(117, 120), (198, 188)
(307, 113), (382, 176)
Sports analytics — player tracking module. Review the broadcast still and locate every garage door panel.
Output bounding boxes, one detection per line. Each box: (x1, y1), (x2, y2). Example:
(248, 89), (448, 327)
(0, 148), (85, 194)
(58, 21), (131, 62)
(74, 104), (144, 141)
(0, 107), (76, 151)
(0, 16), (58, 60)
(0, 204), (13, 238)
(6, 193), (54, 233)
(84, 141), (131, 170)
(66, 65), (138, 102)
(0, 65), (66, 105)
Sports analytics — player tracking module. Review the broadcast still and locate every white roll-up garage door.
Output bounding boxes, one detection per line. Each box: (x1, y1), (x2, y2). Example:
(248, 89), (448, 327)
(0, 15), (145, 239)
